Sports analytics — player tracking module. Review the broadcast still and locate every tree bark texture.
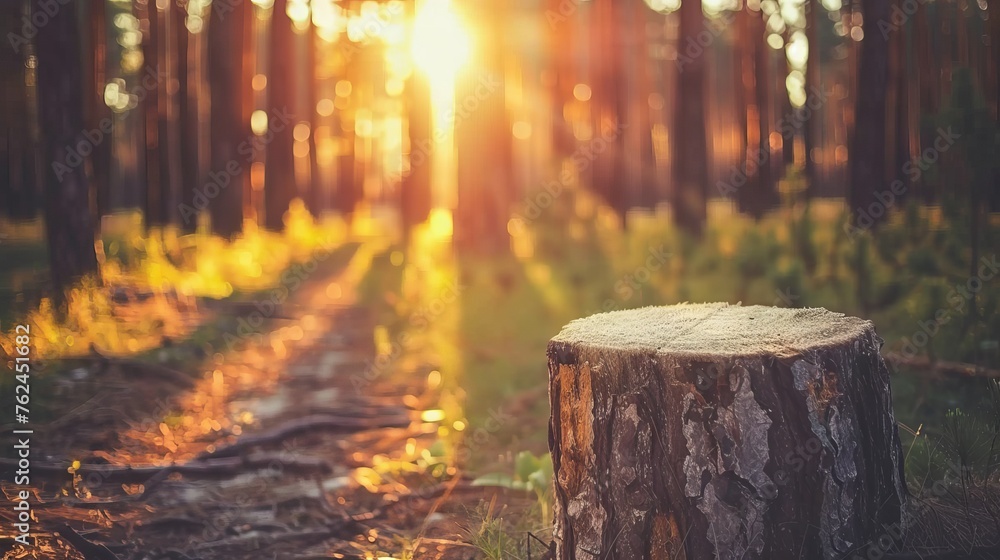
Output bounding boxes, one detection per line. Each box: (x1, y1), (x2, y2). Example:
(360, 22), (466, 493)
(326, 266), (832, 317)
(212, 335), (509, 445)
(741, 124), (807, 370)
(548, 303), (906, 559)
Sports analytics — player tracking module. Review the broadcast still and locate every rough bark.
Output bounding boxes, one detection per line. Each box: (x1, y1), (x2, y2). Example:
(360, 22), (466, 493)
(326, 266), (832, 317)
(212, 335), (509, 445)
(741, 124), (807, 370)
(548, 303), (906, 559)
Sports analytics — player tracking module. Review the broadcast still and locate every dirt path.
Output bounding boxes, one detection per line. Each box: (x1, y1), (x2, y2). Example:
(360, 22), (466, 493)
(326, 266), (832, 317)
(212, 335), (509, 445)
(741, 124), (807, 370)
(1, 241), (530, 560)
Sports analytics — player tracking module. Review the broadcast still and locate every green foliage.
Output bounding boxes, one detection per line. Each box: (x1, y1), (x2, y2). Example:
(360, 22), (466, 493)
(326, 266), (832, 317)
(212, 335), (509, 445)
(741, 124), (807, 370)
(905, 380), (1000, 497)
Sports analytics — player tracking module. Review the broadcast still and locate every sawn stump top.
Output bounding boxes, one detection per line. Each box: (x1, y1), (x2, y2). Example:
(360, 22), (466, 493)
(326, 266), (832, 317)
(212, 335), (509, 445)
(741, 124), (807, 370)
(550, 302), (874, 359)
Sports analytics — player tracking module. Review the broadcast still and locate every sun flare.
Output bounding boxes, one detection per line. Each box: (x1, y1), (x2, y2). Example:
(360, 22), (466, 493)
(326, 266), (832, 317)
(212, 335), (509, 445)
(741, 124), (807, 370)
(410, 0), (471, 86)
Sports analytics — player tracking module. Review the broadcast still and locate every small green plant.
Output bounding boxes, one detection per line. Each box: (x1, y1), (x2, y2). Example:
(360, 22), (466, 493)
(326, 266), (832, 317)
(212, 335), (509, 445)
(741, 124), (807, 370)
(464, 500), (522, 560)
(473, 451), (554, 528)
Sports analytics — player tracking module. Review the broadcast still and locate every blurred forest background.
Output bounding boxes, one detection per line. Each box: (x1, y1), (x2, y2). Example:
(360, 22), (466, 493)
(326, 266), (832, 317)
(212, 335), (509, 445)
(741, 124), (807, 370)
(2, 0), (1000, 556)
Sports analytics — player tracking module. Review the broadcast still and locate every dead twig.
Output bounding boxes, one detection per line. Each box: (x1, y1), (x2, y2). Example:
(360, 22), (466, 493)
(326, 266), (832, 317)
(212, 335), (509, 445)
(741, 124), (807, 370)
(53, 523), (120, 560)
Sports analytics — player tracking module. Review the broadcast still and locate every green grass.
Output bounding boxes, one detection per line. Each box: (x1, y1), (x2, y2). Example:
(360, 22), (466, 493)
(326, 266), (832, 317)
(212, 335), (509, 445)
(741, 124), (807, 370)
(357, 190), (1000, 481)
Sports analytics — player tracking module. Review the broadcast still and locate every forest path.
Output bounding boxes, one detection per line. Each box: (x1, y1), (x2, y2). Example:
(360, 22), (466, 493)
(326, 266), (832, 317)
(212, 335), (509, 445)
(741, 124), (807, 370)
(1, 238), (519, 560)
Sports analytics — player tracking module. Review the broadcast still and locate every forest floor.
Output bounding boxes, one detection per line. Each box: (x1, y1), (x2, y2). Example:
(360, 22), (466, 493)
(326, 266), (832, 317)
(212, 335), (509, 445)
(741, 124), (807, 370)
(0, 238), (547, 560)
(2, 197), (1000, 559)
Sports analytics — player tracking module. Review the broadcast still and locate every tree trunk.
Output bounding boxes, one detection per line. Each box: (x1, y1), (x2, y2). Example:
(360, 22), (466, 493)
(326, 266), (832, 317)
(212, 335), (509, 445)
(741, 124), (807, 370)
(140, 0), (162, 228)
(159, 0), (182, 226)
(848, 0), (890, 227)
(913, 0), (935, 202)
(84, 0), (111, 225)
(804, 0), (819, 198)
(671, 0), (708, 235)
(737, 4), (778, 219)
(454, 0), (512, 254)
(1, 0), (41, 220)
(548, 303), (906, 559)
(334, 40), (361, 218)
(264, 0), (296, 231)
(633, 1), (659, 208)
(35, 0), (100, 292)
(206, 0), (247, 238)
(589, 0), (615, 209)
(402, 60), (432, 235)
(306, 19), (323, 216)
(889, 0), (911, 197)
(546, 0), (576, 159)
(176, 0), (200, 232)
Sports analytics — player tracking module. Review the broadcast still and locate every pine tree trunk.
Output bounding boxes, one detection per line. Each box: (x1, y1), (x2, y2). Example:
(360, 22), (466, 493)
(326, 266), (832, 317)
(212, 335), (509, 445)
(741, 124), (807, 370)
(737, 5), (777, 219)
(35, 0), (100, 292)
(848, 0), (889, 227)
(140, 0), (162, 228)
(1, 0), (41, 220)
(402, 68), (432, 235)
(671, 0), (708, 235)
(84, 0), (111, 225)
(306, 20), (322, 216)
(207, 0), (247, 238)
(548, 303), (906, 559)
(264, 0), (296, 231)
(454, 0), (512, 254)
(804, 0), (819, 198)
(159, 0), (182, 226)
(176, 0), (200, 232)
(334, 40), (361, 217)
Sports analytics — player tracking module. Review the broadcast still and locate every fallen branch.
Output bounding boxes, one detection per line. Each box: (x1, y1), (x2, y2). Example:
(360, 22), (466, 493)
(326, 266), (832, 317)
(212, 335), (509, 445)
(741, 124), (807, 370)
(885, 353), (1000, 379)
(138, 413), (410, 496)
(1, 452), (332, 491)
(195, 413), (412, 460)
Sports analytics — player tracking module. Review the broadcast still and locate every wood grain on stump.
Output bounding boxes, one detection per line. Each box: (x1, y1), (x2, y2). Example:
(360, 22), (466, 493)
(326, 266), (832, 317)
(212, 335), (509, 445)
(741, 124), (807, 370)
(547, 303), (906, 560)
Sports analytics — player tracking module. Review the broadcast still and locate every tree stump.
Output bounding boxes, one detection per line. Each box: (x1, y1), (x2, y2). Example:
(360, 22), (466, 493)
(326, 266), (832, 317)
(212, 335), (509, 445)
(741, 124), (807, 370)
(547, 303), (907, 560)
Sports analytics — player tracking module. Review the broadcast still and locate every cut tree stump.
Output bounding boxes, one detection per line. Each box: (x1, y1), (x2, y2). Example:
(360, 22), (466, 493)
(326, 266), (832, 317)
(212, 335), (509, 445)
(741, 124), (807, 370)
(547, 303), (907, 560)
